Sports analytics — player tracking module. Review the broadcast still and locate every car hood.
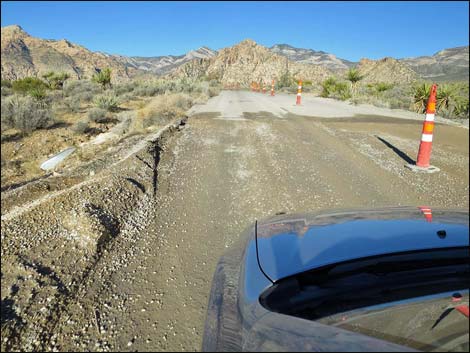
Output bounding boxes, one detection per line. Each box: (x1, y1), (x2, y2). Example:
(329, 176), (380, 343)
(256, 207), (469, 282)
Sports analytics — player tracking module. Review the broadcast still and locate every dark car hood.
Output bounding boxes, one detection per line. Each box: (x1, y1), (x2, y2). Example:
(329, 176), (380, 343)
(256, 207), (469, 282)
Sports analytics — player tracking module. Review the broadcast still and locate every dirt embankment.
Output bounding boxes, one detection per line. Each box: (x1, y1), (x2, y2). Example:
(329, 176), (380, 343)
(0, 117), (186, 352)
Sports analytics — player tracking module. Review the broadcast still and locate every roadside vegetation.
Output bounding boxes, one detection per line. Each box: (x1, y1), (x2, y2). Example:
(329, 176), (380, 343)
(318, 72), (469, 120)
(1, 69), (221, 188)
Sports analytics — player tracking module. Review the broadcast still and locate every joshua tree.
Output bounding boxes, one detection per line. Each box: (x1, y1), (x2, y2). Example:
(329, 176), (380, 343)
(345, 68), (364, 96)
(92, 68), (112, 89)
(42, 71), (70, 89)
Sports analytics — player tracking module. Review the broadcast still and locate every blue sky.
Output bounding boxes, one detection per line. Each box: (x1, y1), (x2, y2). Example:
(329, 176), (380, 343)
(1, 1), (468, 61)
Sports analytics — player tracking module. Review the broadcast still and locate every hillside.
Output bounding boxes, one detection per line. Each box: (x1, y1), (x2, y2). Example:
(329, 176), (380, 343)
(170, 39), (333, 86)
(270, 43), (355, 72)
(0, 25), (147, 83)
(400, 46), (469, 82)
(112, 47), (217, 75)
(356, 57), (419, 84)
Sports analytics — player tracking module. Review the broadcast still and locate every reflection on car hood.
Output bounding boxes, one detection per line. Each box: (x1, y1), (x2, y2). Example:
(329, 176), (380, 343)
(256, 207), (469, 282)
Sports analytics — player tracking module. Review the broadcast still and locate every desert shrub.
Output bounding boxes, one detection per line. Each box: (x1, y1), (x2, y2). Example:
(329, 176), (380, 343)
(209, 79), (219, 87)
(320, 77), (351, 100)
(208, 87), (220, 97)
(63, 79), (101, 99)
(88, 107), (108, 123)
(29, 87), (48, 101)
(113, 81), (137, 96)
(93, 93), (119, 111)
(1, 86), (13, 96)
(134, 80), (174, 97)
(333, 82), (352, 101)
(1, 95), (54, 135)
(92, 68), (112, 89)
(320, 77), (337, 98)
(1, 79), (12, 88)
(276, 71), (295, 90)
(11, 77), (49, 96)
(62, 96), (82, 113)
(140, 93), (193, 128)
(42, 71), (70, 89)
(72, 120), (89, 134)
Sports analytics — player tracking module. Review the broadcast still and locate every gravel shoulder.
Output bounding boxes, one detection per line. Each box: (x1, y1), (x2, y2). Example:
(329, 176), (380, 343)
(1, 91), (468, 351)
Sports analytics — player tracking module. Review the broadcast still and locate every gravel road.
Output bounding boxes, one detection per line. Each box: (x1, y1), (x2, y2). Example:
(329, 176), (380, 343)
(2, 91), (468, 351)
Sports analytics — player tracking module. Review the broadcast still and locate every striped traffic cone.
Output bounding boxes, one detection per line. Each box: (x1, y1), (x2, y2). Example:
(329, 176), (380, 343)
(296, 80), (302, 105)
(406, 84), (440, 173)
(418, 206), (432, 222)
(271, 80), (275, 96)
(417, 84), (437, 167)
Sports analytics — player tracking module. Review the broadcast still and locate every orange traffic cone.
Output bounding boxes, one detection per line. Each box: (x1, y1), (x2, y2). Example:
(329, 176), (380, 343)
(417, 84), (437, 167)
(271, 80), (275, 96)
(406, 84), (440, 173)
(296, 80), (302, 105)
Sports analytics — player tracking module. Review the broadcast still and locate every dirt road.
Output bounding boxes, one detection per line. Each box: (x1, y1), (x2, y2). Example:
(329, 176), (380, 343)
(4, 91), (468, 351)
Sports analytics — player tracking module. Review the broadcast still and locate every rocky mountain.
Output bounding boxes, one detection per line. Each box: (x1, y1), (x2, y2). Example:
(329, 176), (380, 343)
(270, 44), (355, 72)
(0, 25), (146, 82)
(2, 24), (467, 86)
(356, 57), (419, 84)
(0, 25), (216, 82)
(169, 39), (333, 86)
(111, 47), (217, 75)
(400, 46), (469, 82)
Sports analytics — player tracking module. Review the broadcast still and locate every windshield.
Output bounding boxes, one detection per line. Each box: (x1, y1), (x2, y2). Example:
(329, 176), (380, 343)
(318, 291), (469, 352)
(260, 248), (470, 351)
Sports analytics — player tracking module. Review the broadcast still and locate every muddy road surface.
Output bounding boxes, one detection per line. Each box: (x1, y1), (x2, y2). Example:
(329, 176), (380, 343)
(3, 91), (468, 351)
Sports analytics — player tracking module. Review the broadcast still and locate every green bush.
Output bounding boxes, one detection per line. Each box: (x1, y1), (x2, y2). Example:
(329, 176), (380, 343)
(11, 77), (49, 96)
(1, 95), (54, 135)
(335, 82), (352, 101)
(93, 93), (119, 111)
(320, 77), (351, 100)
(320, 77), (338, 98)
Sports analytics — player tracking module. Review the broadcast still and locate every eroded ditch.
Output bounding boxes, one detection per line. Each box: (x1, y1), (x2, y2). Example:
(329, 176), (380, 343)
(1, 118), (187, 352)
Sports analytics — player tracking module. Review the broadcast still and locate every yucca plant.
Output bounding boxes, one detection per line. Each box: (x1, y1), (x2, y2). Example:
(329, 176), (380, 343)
(320, 77), (337, 98)
(436, 84), (462, 117)
(345, 68), (364, 96)
(411, 82), (432, 113)
(42, 71), (70, 89)
(92, 68), (112, 89)
(375, 82), (394, 94)
(93, 93), (119, 111)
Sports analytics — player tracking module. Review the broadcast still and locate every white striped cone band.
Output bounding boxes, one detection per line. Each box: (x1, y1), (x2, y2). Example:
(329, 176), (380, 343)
(421, 134), (433, 142)
(425, 113), (435, 122)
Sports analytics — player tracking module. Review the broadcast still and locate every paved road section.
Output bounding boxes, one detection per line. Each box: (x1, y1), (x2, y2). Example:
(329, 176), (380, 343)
(57, 91), (468, 351)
